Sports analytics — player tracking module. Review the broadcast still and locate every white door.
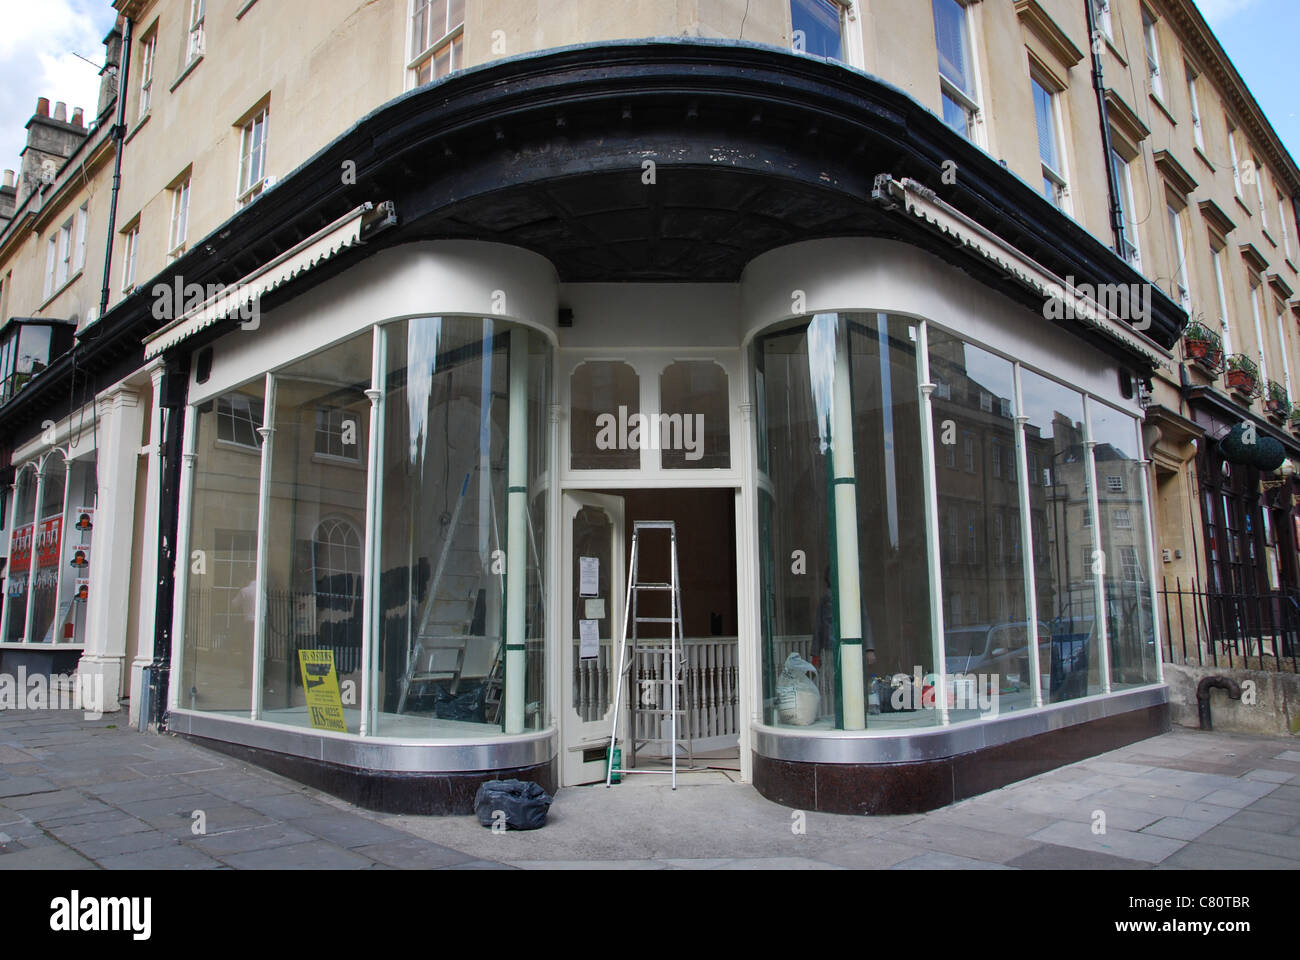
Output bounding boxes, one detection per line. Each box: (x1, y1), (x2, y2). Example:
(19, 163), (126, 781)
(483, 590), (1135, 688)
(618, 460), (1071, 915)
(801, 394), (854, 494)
(561, 491), (626, 785)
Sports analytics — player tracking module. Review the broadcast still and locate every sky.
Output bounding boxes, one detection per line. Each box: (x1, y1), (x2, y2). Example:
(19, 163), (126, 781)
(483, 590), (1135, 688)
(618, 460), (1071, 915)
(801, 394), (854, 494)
(0, 1), (1293, 194)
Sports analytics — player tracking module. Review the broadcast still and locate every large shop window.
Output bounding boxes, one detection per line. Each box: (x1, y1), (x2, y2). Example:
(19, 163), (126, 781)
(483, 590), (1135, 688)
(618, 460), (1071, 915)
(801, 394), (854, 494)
(180, 318), (551, 740)
(755, 314), (934, 730)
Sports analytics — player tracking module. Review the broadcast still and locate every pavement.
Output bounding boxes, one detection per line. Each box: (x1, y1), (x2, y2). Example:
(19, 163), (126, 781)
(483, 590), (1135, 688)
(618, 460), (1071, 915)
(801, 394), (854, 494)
(0, 709), (1298, 869)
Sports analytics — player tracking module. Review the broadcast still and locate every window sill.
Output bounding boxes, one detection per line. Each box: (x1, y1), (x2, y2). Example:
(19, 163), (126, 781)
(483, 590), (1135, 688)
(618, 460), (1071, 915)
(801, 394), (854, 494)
(1287, 257), (1298, 274)
(39, 267), (86, 311)
(311, 453), (364, 470)
(1104, 36), (1127, 68)
(1148, 92), (1177, 126)
(236, 0), (259, 18)
(1193, 145), (1214, 172)
(1262, 228), (1277, 248)
(169, 55), (204, 93)
(124, 111), (151, 146)
(1235, 195), (1253, 219)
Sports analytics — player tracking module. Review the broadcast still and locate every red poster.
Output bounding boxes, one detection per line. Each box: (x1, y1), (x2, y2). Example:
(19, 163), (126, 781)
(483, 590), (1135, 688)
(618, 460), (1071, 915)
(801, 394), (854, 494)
(9, 523), (32, 572)
(36, 517), (62, 569)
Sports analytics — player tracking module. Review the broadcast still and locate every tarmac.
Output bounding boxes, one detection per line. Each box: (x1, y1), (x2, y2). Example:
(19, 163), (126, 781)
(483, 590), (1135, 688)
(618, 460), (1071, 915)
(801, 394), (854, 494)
(1, 709), (1298, 869)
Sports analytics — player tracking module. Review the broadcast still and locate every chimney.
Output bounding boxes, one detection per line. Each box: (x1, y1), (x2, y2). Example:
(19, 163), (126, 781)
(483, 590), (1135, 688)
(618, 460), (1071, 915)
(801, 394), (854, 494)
(97, 18), (125, 121)
(72, 108), (84, 128)
(0, 169), (16, 228)
(16, 96), (90, 207)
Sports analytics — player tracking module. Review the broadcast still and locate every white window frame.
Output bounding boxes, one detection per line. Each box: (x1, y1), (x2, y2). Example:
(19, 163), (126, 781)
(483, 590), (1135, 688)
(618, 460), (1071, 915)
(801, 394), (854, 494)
(74, 202), (87, 274)
(1092, 0), (1113, 39)
(215, 393), (264, 451)
(1254, 158), (1269, 231)
(56, 217), (73, 289)
(187, 0), (206, 64)
(933, 0), (984, 145)
(237, 106), (269, 206)
(1281, 193), (1294, 260)
(121, 222), (140, 293)
(1250, 276), (1269, 383)
(408, 0), (465, 88)
(1142, 7), (1164, 102)
(1229, 124), (1243, 197)
(1114, 508), (1132, 529)
(1275, 300), (1293, 400)
(138, 29), (157, 119)
(1186, 65), (1204, 152)
(1111, 147), (1142, 272)
(1211, 242), (1235, 356)
(169, 176), (190, 259)
(1167, 202), (1191, 310)
(1106, 474), (1124, 492)
(1032, 74), (1070, 213)
(44, 237), (56, 298)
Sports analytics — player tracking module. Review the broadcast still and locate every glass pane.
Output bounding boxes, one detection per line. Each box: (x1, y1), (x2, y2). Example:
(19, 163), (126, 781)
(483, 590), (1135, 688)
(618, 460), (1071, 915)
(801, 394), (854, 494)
(659, 360), (730, 469)
(61, 460), (96, 646)
(376, 317), (549, 737)
(1020, 370), (1097, 701)
(29, 454), (67, 644)
(1032, 78), (1058, 172)
(941, 92), (970, 139)
(261, 334), (371, 731)
(929, 328), (1029, 717)
(571, 360), (641, 469)
(182, 381), (266, 713)
(572, 505), (613, 721)
(4, 469), (36, 641)
(1090, 400), (1158, 687)
(755, 313), (934, 730)
(791, 0), (844, 61)
(933, 0), (971, 94)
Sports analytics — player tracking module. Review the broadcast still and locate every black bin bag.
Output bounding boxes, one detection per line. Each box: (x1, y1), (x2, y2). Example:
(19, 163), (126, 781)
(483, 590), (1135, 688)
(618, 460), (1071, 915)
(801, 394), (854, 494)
(474, 779), (553, 830)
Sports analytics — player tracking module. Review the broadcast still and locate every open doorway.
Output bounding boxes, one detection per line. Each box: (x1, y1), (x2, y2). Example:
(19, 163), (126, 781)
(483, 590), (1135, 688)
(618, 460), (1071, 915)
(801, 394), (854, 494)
(560, 487), (740, 785)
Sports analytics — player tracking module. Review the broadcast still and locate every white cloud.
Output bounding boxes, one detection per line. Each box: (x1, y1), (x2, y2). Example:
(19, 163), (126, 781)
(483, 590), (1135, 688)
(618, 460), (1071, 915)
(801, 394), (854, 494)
(0, 0), (117, 182)
(1195, 0), (1265, 26)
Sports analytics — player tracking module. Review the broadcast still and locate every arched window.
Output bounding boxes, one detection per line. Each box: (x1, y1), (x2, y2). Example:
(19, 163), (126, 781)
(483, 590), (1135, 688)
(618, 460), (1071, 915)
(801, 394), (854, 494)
(312, 518), (362, 670)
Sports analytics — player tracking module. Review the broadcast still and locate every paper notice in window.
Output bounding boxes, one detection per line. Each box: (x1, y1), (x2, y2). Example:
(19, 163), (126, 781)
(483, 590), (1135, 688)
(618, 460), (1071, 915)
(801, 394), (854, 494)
(579, 556), (599, 597)
(579, 619), (600, 660)
(584, 598), (605, 620)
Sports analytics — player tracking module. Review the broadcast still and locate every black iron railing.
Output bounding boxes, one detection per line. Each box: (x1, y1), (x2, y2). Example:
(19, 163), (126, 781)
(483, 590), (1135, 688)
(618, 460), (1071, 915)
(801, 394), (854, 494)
(1159, 577), (1300, 672)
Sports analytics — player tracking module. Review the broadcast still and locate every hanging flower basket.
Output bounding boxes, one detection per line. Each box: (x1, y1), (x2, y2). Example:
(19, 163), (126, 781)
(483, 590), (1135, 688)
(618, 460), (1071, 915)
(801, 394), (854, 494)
(1183, 321), (1223, 373)
(1225, 354), (1260, 398)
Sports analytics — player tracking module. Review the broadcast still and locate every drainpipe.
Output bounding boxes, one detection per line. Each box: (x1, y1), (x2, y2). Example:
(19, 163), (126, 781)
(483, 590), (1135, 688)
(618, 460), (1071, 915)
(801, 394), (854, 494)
(1084, 0), (1128, 261)
(1196, 675), (1241, 730)
(98, 16), (131, 321)
(149, 353), (190, 727)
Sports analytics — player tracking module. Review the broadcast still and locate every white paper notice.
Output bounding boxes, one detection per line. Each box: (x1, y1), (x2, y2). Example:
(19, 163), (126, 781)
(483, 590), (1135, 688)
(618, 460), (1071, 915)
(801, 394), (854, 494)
(579, 619), (600, 660)
(579, 556), (599, 597)
(584, 598), (606, 620)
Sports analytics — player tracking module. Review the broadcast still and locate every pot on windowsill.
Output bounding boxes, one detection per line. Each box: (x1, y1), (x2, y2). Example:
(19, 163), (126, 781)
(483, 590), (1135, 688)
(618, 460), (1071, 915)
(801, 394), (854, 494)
(1225, 367), (1257, 396)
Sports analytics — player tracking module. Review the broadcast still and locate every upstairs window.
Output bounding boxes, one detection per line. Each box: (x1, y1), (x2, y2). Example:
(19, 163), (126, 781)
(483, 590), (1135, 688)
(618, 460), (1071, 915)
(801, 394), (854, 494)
(1142, 8), (1163, 101)
(1228, 124), (1243, 197)
(1032, 75), (1068, 211)
(237, 106), (270, 206)
(1280, 193), (1294, 260)
(410, 0), (464, 85)
(121, 222), (140, 294)
(1185, 66), (1204, 151)
(1091, 0), (1113, 39)
(138, 29), (157, 119)
(169, 176), (190, 259)
(1254, 158), (1269, 229)
(1211, 242), (1235, 355)
(791, 0), (845, 62)
(1110, 147), (1142, 272)
(1167, 203), (1191, 310)
(187, 0), (206, 63)
(933, 0), (980, 141)
(216, 392), (264, 450)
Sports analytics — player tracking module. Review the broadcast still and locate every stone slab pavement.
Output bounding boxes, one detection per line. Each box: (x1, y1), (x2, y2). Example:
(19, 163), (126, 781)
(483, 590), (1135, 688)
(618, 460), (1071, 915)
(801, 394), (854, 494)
(1, 710), (1297, 869)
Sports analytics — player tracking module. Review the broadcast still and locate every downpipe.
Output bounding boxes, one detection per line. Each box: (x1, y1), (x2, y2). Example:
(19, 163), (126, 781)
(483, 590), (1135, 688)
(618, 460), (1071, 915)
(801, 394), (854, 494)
(1196, 675), (1242, 731)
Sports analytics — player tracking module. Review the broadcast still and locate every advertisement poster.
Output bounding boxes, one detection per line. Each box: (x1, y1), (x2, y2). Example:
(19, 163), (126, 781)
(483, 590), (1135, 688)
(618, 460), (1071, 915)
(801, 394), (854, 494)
(9, 523), (32, 572)
(67, 542), (91, 570)
(74, 506), (94, 532)
(36, 517), (62, 568)
(297, 649), (348, 732)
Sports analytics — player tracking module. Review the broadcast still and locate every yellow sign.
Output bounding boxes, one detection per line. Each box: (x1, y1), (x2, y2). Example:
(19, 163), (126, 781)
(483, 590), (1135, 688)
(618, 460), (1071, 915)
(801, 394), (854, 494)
(297, 649), (347, 732)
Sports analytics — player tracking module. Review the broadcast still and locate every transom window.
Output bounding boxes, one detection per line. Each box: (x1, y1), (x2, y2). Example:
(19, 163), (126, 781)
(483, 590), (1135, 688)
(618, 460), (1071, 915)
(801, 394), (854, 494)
(791, 0), (845, 62)
(237, 107), (270, 205)
(933, 0), (980, 141)
(410, 0), (464, 85)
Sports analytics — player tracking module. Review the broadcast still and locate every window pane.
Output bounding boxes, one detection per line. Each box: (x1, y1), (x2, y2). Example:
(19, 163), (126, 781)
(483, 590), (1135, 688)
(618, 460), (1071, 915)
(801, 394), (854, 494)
(1090, 400), (1158, 688)
(571, 360), (641, 469)
(1020, 369), (1097, 702)
(659, 360), (730, 469)
(1032, 78), (1058, 173)
(261, 334), (371, 730)
(941, 92), (970, 138)
(756, 314), (934, 730)
(933, 0), (972, 95)
(791, 0), (844, 61)
(5, 470), (37, 641)
(182, 380), (266, 713)
(929, 328), (1030, 717)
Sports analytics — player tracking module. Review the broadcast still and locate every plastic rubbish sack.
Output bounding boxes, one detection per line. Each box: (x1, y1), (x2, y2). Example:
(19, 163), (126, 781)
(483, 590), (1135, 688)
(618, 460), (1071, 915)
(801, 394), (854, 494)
(775, 652), (820, 725)
(433, 682), (486, 722)
(474, 779), (554, 830)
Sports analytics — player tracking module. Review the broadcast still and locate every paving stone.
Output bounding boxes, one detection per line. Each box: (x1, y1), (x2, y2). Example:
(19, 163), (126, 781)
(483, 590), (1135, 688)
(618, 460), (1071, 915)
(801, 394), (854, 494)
(890, 851), (1014, 869)
(1005, 842), (1149, 870)
(45, 814), (153, 844)
(888, 821), (1040, 863)
(1195, 824), (1300, 861)
(1028, 820), (1185, 863)
(659, 858), (737, 869)
(192, 822), (317, 856)
(809, 837), (923, 869)
(95, 842), (224, 870)
(126, 756), (228, 777)
(0, 777), (57, 798)
(1199, 785), (1281, 809)
(71, 830), (179, 861)
(1273, 751), (1300, 763)
(245, 792), (338, 820)
(219, 840), (375, 870)
(90, 777), (201, 803)
(0, 845), (98, 869)
(1140, 817), (1218, 841)
(350, 839), (477, 869)
(1221, 808), (1300, 834)
(1241, 768), (1295, 784)
(1162, 843), (1297, 870)
(715, 857), (844, 870)
(289, 812), (413, 848)
(439, 859), (516, 869)
(510, 858), (670, 870)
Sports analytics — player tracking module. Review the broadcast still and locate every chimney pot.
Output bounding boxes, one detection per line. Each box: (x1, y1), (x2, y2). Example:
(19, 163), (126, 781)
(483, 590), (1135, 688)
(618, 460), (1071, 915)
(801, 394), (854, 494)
(72, 108), (84, 127)
(36, 97), (49, 117)
(2, 170), (13, 189)
(54, 102), (67, 122)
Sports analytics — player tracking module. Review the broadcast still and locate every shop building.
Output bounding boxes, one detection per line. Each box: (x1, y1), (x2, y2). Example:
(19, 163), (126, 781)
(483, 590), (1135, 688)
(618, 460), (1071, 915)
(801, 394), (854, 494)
(0, 0), (1296, 812)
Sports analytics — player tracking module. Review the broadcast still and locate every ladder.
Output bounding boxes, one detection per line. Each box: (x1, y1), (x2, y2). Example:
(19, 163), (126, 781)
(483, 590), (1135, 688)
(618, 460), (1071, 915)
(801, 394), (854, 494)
(605, 521), (692, 789)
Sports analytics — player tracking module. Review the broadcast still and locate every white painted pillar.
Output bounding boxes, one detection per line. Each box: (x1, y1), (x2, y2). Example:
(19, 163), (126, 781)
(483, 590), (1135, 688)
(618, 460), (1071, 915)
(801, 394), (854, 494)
(168, 404), (198, 714)
(915, 321), (949, 726)
(1012, 364), (1044, 708)
(1083, 402), (1112, 694)
(250, 374), (276, 720)
(129, 362), (166, 727)
(79, 385), (144, 711)
(503, 327), (529, 734)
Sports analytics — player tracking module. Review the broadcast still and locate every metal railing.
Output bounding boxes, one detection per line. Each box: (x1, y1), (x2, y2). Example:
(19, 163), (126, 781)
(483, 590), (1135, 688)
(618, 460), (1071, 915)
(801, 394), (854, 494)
(1159, 577), (1300, 672)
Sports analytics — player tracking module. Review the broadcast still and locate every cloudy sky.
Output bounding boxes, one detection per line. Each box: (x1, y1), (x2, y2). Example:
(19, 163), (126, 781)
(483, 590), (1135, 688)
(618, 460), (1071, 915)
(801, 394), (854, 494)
(0, 1), (1292, 188)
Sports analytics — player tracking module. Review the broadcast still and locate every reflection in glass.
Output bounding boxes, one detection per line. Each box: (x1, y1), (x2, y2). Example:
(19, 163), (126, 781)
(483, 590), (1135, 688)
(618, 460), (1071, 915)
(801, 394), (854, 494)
(571, 361), (640, 470)
(659, 360), (730, 469)
(29, 452), (67, 644)
(1089, 400), (1158, 687)
(182, 382), (266, 712)
(377, 317), (549, 736)
(4, 468), (36, 641)
(928, 328), (1031, 716)
(1020, 370), (1098, 701)
(261, 334), (371, 730)
(755, 313), (933, 730)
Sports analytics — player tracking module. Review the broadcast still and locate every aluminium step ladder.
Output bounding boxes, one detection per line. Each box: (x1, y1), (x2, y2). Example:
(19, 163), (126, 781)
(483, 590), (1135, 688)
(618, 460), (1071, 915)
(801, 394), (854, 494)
(605, 521), (694, 789)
